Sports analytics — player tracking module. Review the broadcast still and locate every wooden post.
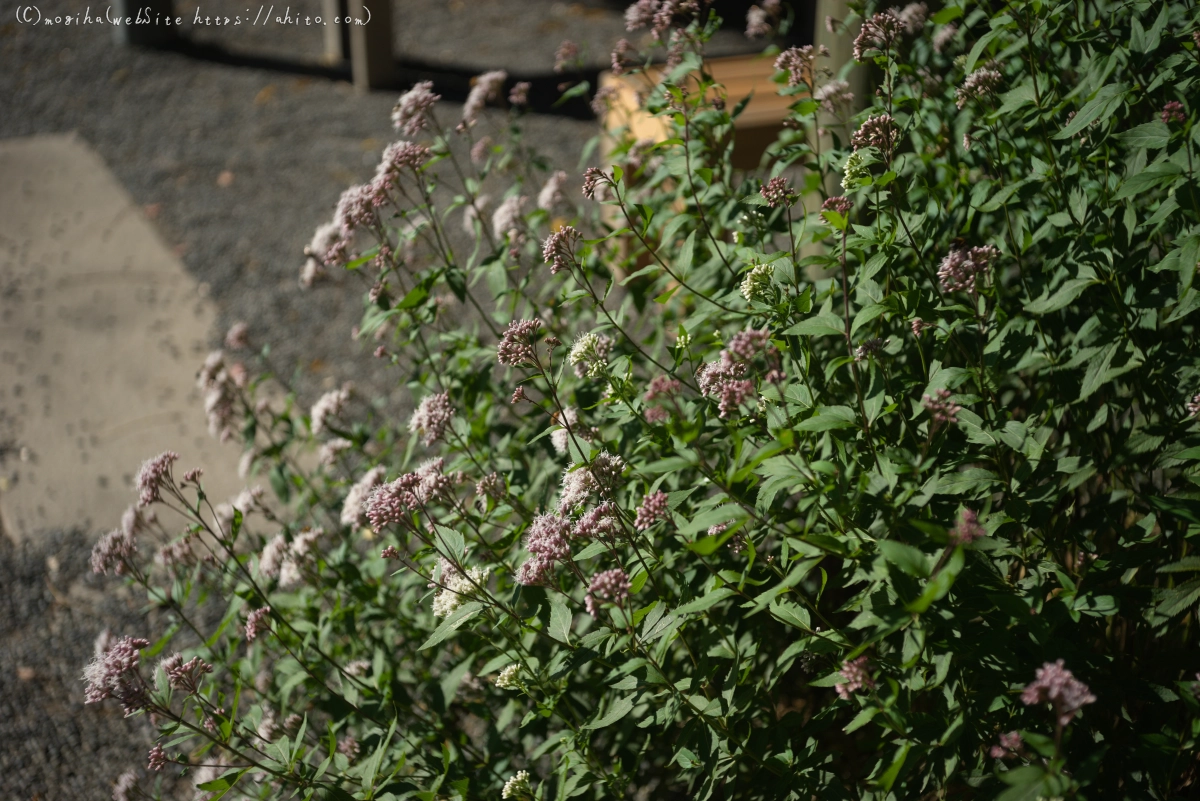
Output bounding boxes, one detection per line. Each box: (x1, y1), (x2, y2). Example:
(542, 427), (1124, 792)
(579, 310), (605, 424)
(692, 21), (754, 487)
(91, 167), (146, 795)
(348, 0), (394, 92)
(321, 0), (350, 64)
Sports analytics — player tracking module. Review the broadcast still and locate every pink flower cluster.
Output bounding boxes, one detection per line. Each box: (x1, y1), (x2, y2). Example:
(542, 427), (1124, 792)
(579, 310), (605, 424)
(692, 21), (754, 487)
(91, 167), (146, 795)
(956, 68), (1003, 109)
(225, 321), (250, 350)
(821, 195), (852, 224)
(135, 450), (179, 507)
(853, 11), (903, 61)
(624, 0), (699, 41)
(373, 141), (432, 192)
(644, 375), (682, 422)
(1021, 659), (1096, 726)
(922, 388), (961, 426)
(245, 606), (271, 641)
(573, 501), (620, 540)
(342, 466), (387, 527)
(814, 79), (854, 113)
(497, 319), (542, 366)
(409, 392), (455, 446)
(365, 473), (423, 530)
(554, 40), (579, 73)
(83, 635), (151, 715)
(476, 472), (506, 501)
(644, 375), (682, 402)
(744, 0), (781, 39)
(585, 568), (631, 616)
(538, 171), (570, 211)
(760, 176), (795, 208)
(392, 81), (440, 136)
(509, 81), (531, 107)
(933, 23), (957, 53)
(1161, 101), (1185, 124)
(891, 2), (927, 33)
(949, 508), (986, 545)
(611, 38), (636, 75)
(835, 655), (875, 699)
(559, 465), (600, 513)
(851, 113), (898, 153)
(774, 44), (829, 88)
(634, 490), (670, 530)
(461, 70), (507, 129)
(910, 318), (935, 338)
(582, 167), (610, 200)
(989, 730), (1024, 760)
(147, 743), (167, 771)
(937, 244), (997, 294)
(197, 350), (245, 443)
(311, 384), (351, 437)
(527, 513), (573, 561)
(91, 526), (138, 577)
(696, 329), (781, 418)
(516, 513), (565, 586)
(854, 337), (885, 362)
(697, 356), (755, 419)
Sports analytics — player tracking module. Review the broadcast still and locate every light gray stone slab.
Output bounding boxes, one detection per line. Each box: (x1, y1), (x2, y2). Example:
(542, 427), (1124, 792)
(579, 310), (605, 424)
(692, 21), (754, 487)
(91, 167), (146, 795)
(0, 133), (245, 542)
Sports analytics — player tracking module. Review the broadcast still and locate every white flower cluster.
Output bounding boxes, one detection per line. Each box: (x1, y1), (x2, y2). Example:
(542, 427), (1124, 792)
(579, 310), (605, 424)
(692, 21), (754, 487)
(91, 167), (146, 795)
(502, 770), (531, 800)
(842, 149), (872, 191)
(431, 558), (488, 617)
(739, 263), (774, 303)
(567, 332), (613, 379)
(494, 664), (521, 690)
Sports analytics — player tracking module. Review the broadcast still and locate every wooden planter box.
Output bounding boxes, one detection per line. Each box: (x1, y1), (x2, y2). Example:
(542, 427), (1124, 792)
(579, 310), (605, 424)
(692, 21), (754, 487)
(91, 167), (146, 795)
(597, 54), (800, 171)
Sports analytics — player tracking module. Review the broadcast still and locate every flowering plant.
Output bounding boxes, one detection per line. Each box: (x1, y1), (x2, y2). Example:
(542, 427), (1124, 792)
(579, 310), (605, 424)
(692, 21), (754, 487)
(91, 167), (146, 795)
(88, 1), (1200, 799)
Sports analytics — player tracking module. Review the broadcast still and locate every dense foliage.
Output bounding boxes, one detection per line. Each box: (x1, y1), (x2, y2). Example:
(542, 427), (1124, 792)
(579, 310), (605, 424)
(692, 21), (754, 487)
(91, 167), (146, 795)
(87, 2), (1200, 799)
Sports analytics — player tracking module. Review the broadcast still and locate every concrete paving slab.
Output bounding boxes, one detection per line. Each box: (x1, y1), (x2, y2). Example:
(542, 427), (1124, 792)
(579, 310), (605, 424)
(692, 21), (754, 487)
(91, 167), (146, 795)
(0, 132), (245, 542)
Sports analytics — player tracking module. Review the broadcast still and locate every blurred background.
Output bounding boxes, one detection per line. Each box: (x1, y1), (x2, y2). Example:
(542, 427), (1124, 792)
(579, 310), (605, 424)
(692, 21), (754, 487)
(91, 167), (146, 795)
(0, 0), (812, 796)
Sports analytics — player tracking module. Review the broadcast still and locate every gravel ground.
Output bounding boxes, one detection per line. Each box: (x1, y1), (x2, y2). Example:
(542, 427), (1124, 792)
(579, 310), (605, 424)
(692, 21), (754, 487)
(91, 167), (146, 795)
(0, 0), (772, 796)
(0, 529), (188, 800)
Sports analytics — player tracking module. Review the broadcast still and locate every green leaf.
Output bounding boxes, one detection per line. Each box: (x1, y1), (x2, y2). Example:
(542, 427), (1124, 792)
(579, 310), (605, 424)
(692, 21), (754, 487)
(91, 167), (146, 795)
(1079, 341), (1117, 400)
(585, 697), (634, 729)
(931, 6), (962, 24)
(1024, 278), (1097, 314)
(1054, 84), (1127, 139)
(553, 80), (591, 106)
(1118, 121), (1170, 150)
(1156, 578), (1200, 618)
(653, 285), (679, 304)
(907, 548), (964, 613)
(197, 769), (250, 799)
(795, 405), (857, 432)
(851, 304), (889, 336)
(548, 595), (572, 644)
(843, 705), (880, 733)
(783, 313), (845, 338)
(418, 602), (483, 650)
(769, 598), (811, 630)
(676, 587), (736, 615)
(675, 231), (696, 279)
(875, 742), (911, 791)
(878, 540), (930, 578)
(1158, 557), (1200, 573)
(964, 29), (1000, 73)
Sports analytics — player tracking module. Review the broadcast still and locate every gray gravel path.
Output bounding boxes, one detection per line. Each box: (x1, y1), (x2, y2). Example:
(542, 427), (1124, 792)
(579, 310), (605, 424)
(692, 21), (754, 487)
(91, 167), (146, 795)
(0, 529), (187, 800)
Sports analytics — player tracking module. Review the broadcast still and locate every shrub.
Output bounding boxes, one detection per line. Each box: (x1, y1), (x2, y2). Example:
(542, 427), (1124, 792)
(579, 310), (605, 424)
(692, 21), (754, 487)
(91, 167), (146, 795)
(87, 2), (1200, 800)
